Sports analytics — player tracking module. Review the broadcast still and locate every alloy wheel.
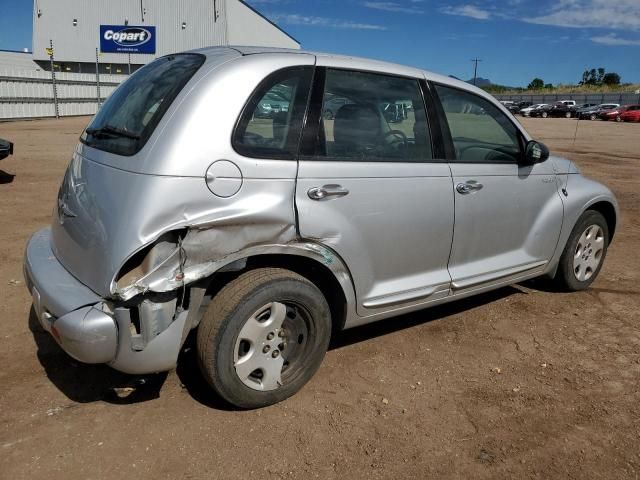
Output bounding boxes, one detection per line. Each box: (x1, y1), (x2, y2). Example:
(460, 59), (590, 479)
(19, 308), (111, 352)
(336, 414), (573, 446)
(573, 224), (605, 282)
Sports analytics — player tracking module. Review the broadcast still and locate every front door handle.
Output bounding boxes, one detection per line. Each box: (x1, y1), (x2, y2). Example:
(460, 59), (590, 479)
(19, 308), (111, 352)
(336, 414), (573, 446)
(456, 180), (483, 194)
(308, 184), (350, 201)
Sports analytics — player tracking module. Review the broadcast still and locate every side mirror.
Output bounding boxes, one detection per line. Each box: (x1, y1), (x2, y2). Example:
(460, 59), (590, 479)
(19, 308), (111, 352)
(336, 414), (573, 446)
(0, 138), (14, 161)
(523, 140), (549, 165)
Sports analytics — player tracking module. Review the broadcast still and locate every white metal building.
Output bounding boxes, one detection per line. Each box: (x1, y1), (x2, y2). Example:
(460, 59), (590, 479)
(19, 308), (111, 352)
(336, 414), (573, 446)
(32, 0), (299, 73)
(0, 0), (299, 119)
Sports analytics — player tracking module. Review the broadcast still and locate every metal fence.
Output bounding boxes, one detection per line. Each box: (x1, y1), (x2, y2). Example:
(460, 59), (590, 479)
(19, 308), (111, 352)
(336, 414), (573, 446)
(494, 92), (640, 106)
(0, 68), (125, 120)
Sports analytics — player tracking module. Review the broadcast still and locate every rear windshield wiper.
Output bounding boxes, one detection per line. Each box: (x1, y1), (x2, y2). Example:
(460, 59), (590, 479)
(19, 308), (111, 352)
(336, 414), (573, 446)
(86, 125), (141, 140)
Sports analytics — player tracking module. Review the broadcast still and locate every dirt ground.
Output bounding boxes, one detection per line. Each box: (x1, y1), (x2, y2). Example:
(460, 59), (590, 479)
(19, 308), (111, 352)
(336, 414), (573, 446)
(0, 116), (638, 479)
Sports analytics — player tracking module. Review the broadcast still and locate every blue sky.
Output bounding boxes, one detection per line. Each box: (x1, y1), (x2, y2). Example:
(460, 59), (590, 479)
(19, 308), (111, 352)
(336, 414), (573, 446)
(1, 0), (639, 86)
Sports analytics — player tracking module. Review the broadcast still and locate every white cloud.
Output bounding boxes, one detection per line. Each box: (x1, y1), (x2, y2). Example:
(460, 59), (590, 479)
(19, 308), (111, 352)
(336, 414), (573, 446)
(269, 14), (387, 30)
(524, 0), (640, 30)
(591, 33), (640, 46)
(363, 1), (424, 14)
(440, 5), (491, 20)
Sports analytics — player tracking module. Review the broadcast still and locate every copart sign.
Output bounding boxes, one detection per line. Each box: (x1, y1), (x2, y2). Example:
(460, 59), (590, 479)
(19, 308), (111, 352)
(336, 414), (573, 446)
(100, 25), (156, 54)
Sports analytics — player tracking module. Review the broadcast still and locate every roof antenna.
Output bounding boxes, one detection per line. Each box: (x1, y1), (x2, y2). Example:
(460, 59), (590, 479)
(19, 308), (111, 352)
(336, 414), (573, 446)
(571, 109), (581, 149)
(563, 106), (583, 198)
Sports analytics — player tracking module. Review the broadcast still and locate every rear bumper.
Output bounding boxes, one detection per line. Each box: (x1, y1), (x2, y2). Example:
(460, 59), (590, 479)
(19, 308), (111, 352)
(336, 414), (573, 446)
(24, 228), (118, 364)
(24, 228), (190, 373)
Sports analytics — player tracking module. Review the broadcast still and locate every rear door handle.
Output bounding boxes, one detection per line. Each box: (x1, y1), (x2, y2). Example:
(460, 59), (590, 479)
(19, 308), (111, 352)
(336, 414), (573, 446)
(456, 180), (483, 194)
(308, 184), (350, 201)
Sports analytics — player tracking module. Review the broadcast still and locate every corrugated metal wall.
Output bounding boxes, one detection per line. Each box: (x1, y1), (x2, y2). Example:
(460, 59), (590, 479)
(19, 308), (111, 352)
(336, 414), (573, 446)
(0, 68), (123, 120)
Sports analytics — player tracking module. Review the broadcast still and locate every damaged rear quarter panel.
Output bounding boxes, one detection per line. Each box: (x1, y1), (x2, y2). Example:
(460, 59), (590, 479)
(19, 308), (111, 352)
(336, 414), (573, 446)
(52, 54), (318, 298)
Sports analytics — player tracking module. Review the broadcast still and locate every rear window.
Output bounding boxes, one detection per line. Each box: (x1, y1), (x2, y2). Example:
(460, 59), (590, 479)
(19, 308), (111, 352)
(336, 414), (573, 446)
(81, 53), (205, 156)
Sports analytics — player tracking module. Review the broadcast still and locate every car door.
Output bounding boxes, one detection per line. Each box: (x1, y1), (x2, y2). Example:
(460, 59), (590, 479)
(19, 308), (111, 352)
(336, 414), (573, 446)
(432, 83), (564, 293)
(295, 66), (454, 316)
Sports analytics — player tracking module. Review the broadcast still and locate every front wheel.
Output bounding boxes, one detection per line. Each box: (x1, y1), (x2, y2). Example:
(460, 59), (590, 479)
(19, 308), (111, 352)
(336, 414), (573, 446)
(565, 111), (572, 118)
(554, 211), (609, 291)
(541, 111), (548, 118)
(197, 268), (331, 409)
(590, 113), (597, 121)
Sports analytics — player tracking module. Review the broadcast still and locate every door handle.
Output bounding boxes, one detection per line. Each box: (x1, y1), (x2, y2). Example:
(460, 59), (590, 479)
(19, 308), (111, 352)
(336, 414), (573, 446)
(307, 184), (350, 201)
(456, 180), (483, 194)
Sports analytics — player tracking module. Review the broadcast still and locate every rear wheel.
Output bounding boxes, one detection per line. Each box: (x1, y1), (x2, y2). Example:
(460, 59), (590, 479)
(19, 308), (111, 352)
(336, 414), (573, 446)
(565, 111), (572, 118)
(590, 113), (597, 121)
(197, 268), (331, 409)
(615, 115), (622, 122)
(541, 111), (548, 118)
(554, 211), (609, 291)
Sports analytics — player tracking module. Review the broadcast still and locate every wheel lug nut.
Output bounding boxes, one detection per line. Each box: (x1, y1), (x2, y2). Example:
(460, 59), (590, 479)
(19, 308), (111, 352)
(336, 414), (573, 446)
(263, 345), (270, 354)
(278, 330), (285, 337)
(267, 332), (275, 340)
(272, 350), (280, 358)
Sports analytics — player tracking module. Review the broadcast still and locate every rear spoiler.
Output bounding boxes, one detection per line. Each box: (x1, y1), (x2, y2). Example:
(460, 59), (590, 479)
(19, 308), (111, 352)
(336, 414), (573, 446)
(0, 138), (13, 161)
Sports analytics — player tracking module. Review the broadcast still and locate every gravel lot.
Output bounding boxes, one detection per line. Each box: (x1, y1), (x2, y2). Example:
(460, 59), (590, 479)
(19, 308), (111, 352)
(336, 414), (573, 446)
(0, 116), (638, 479)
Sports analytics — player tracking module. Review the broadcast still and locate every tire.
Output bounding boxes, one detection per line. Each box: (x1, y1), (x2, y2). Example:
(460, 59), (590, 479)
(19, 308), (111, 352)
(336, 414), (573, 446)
(615, 115), (622, 122)
(541, 111), (548, 118)
(565, 111), (572, 118)
(590, 113), (597, 121)
(197, 268), (331, 409)
(554, 211), (609, 291)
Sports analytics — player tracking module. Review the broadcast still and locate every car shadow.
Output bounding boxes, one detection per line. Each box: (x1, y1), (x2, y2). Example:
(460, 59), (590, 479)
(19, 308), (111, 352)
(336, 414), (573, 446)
(0, 169), (15, 184)
(28, 307), (168, 404)
(30, 285), (524, 410)
(176, 285), (523, 410)
(328, 286), (521, 350)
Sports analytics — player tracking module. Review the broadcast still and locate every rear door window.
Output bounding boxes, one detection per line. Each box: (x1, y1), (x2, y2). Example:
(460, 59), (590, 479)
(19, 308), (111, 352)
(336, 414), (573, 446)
(81, 53), (205, 156)
(307, 69), (432, 162)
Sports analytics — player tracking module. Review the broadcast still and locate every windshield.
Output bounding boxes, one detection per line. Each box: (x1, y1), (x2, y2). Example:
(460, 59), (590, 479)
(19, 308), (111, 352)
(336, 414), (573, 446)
(81, 53), (205, 156)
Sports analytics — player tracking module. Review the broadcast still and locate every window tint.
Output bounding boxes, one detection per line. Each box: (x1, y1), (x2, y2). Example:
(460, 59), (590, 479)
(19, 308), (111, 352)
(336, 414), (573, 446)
(434, 84), (521, 163)
(311, 69), (432, 162)
(233, 67), (313, 159)
(81, 54), (205, 156)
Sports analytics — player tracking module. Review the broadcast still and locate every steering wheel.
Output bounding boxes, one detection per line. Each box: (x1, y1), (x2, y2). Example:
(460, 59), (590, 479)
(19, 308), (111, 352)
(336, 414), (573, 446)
(383, 129), (408, 148)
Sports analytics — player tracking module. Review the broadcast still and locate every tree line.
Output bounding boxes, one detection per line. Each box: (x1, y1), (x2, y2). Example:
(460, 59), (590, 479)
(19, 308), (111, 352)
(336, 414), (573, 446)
(527, 68), (621, 90)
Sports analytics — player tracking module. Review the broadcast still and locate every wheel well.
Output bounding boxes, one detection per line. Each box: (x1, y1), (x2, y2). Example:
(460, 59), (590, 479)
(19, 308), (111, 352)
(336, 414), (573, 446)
(588, 201), (617, 241)
(203, 254), (348, 333)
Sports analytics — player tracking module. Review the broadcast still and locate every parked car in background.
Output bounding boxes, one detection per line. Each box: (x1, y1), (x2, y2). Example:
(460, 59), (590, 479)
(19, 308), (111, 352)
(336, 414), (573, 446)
(558, 100), (576, 107)
(620, 105), (640, 122)
(599, 105), (632, 122)
(0, 138), (13, 161)
(575, 103), (598, 111)
(529, 104), (555, 118)
(507, 101), (532, 114)
(577, 103), (620, 120)
(547, 102), (577, 118)
(520, 103), (548, 116)
(255, 89), (291, 118)
(23, 47), (619, 409)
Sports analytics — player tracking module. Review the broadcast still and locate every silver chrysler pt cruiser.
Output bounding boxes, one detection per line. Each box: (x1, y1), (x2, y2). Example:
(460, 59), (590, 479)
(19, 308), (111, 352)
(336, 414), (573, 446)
(24, 47), (618, 408)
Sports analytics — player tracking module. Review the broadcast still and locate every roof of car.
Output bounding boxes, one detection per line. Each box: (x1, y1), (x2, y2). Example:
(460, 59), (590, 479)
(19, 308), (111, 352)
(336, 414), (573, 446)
(193, 45), (477, 94)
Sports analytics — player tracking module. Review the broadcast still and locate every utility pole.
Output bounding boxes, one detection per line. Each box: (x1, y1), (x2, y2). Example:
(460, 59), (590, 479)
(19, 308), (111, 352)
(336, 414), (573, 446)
(95, 48), (101, 108)
(48, 39), (59, 119)
(471, 58), (482, 86)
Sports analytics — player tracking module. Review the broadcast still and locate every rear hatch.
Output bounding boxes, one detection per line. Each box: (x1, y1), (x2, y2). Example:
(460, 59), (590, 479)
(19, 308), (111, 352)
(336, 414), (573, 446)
(50, 49), (240, 297)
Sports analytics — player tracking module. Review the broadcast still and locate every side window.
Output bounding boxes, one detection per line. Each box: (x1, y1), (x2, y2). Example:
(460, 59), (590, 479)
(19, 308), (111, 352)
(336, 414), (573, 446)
(233, 66), (313, 159)
(434, 84), (522, 163)
(311, 69), (432, 162)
